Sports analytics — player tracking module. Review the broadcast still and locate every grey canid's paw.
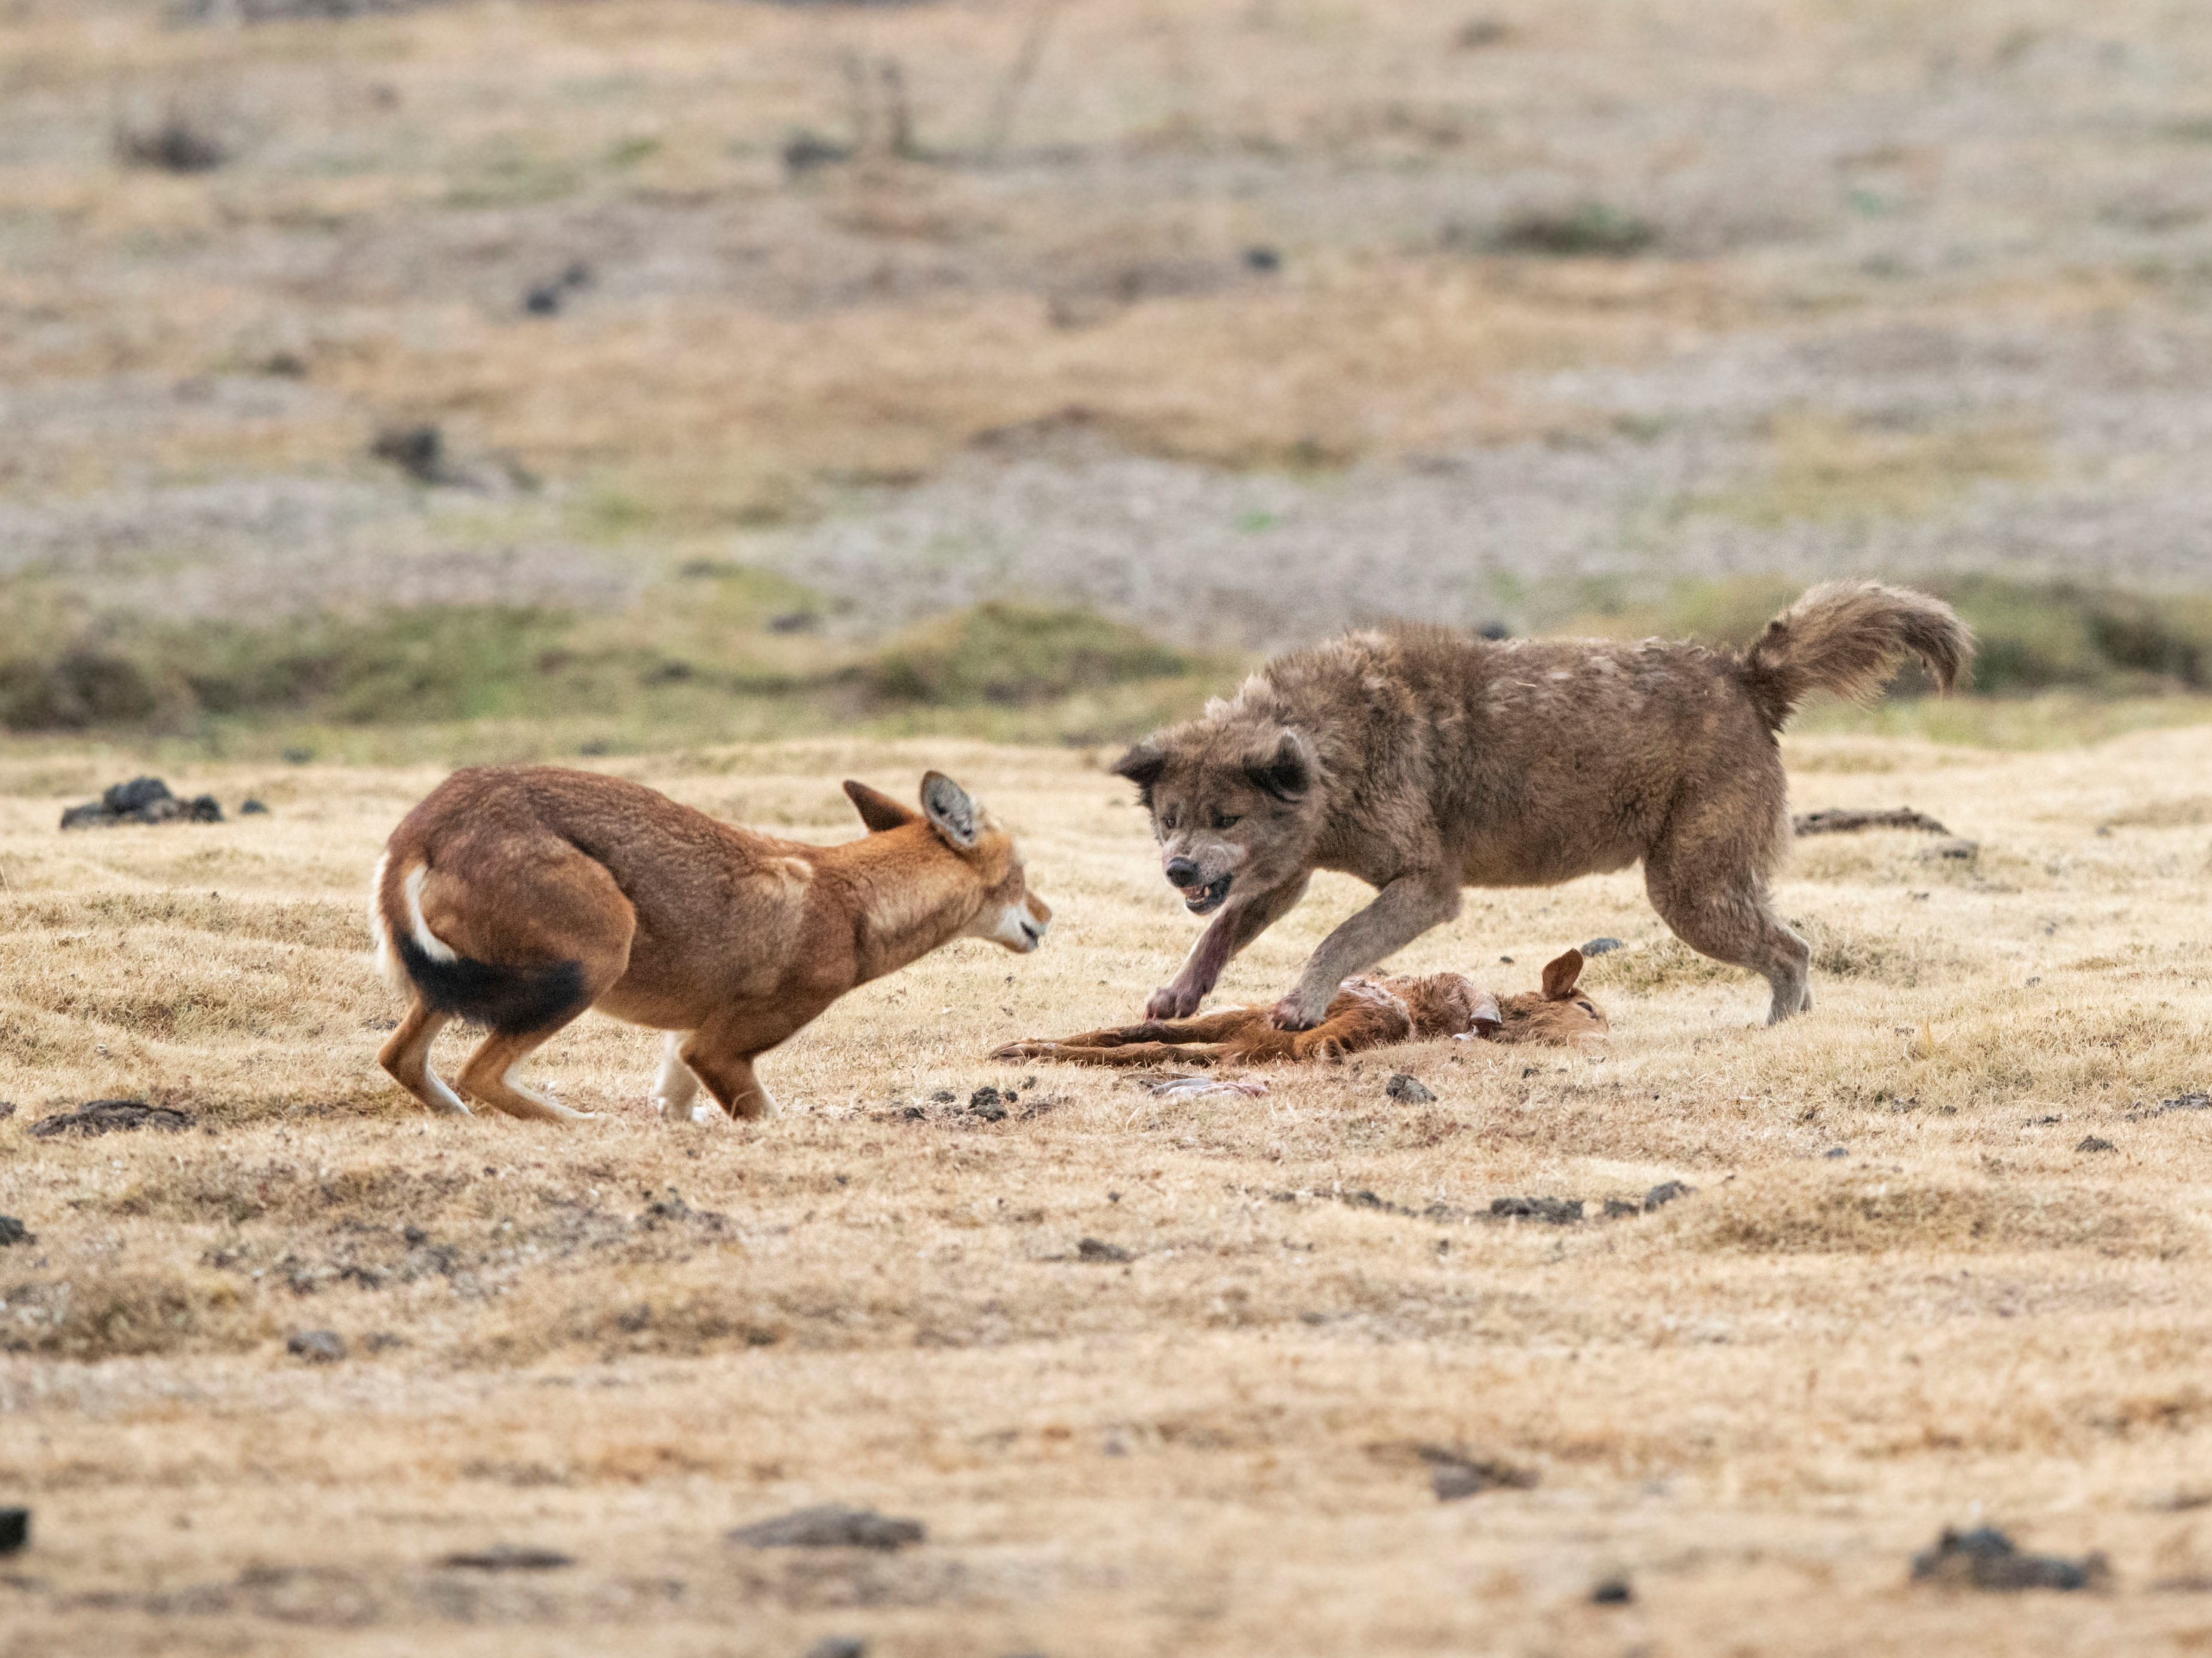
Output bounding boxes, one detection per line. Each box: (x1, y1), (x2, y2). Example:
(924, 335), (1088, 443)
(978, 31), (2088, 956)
(1145, 983), (1203, 1020)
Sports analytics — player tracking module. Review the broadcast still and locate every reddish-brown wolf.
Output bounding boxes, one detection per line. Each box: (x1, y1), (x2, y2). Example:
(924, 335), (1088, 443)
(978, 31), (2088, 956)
(1112, 582), (1970, 1028)
(370, 768), (1050, 1123)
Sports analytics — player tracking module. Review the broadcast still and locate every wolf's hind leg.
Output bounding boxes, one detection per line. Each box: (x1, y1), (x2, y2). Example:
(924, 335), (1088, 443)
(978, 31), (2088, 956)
(650, 1031), (706, 1122)
(457, 1020), (598, 1122)
(1643, 846), (1811, 1025)
(379, 997), (470, 1116)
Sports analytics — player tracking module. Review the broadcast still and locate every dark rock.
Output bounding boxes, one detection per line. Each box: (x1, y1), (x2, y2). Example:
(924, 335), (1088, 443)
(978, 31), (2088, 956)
(0, 1508), (26, 1555)
(282, 747), (315, 765)
(240, 799), (271, 815)
(1077, 1237), (1133, 1262)
(116, 110), (229, 173)
(928, 1088), (957, 1103)
(1580, 936), (1623, 956)
(806, 1641), (867, 1658)
(1385, 1073), (1436, 1104)
(1792, 806), (1952, 836)
(30, 1101), (193, 1139)
(969, 1086), (1007, 1121)
(2128, 1092), (2211, 1121)
(107, 776), (174, 816)
(768, 610), (822, 634)
(1925, 837), (1981, 862)
(2076, 1136), (2118, 1153)
(60, 776), (226, 830)
(1489, 1195), (1583, 1225)
(1642, 1180), (1694, 1211)
(0, 1217), (28, 1247)
(1824, 1146), (1849, 1159)
(1590, 1574), (1634, 1604)
(523, 283), (564, 315)
(0, 1101), (11, 1118)
(1602, 1198), (1639, 1218)
(1424, 1447), (1538, 1500)
(1910, 1525), (2110, 1592)
(1243, 245), (1282, 272)
(439, 1543), (574, 1571)
(287, 1330), (347, 1364)
(1477, 620), (1511, 640)
(371, 423), (449, 484)
(728, 1505), (924, 1551)
(782, 131), (852, 176)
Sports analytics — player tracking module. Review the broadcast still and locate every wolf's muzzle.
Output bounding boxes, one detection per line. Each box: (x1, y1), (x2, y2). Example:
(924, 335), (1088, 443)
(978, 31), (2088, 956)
(1182, 873), (1233, 915)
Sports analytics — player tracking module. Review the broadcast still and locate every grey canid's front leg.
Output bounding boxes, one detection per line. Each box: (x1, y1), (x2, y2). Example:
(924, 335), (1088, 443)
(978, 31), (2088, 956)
(1145, 874), (1311, 1019)
(1270, 869), (1462, 1029)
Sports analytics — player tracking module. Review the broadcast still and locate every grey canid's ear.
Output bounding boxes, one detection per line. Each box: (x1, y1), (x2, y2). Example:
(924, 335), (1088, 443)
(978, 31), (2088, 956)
(844, 779), (919, 833)
(1540, 949), (1585, 1001)
(1244, 729), (1314, 802)
(920, 771), (981, 848)
(1110, 740), (1167, 803)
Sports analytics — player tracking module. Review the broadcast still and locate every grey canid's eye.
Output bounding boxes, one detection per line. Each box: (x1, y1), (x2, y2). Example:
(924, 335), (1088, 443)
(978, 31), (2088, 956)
(1212, 813), (1240, 829)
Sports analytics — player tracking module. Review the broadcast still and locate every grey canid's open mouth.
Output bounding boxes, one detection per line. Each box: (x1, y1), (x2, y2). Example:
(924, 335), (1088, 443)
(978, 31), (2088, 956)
(1181, 873), (1233, 914)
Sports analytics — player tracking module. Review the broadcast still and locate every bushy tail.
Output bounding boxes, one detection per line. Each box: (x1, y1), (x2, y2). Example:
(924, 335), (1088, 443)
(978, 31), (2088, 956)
(1737, 582), (1973, 730)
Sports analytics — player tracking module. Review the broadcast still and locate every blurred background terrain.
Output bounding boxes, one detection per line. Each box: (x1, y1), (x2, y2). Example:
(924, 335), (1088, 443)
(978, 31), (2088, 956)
(7, 0), (2212, 758)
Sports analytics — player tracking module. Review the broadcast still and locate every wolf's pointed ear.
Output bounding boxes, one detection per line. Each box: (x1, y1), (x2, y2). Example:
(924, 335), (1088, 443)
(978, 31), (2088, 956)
(1244, 729), (1314, 802)
(1110, 740), (1167, 804)
(844, 779), (918, 833)
(1540, 949), (1584, 1001)
(919, 771), (981, 849)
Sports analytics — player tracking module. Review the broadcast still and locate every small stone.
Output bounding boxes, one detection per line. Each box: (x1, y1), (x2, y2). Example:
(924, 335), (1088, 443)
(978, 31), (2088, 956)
(1385, 1073), (1436, 1104)
(1580, 937), (1623, 956)
(1590, 1574), (1634, 1604)
(1243, 244), (1282, 272)
(2076, 1135), (2117, 1153)
(1911, 1525), (2109, 1592)
(0, 1216), (28, 1247)
(806, 1641), (867, 1658)
(1824, 1146), (1849, 1159)
(0, 1508), (26, 1555)
(728, 1505), (924, 1551)
(281, 747), (315, 765)
(440, 1543), (573, 1571)
(287, 1330), (346, 1364)
(929, 1088), (957, 1104)
(1489, 1195), (1583, 1225)
(1077, 1237), (1133, 1262)
(239, 798), (270, 814)
(1642, 1180), (1694, 1211)
(1425, 1448), (1538, 1500)
(969, 1086), (1007, 1121)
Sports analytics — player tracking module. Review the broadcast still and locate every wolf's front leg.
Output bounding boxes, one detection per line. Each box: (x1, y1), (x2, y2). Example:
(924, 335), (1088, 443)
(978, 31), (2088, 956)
(1270, 871), (1461, 1029)
(1145, 875), (1310, 1018)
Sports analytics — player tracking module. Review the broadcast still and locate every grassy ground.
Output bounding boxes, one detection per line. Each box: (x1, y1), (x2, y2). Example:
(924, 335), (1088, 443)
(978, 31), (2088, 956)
(6, 728), (2212, 1653)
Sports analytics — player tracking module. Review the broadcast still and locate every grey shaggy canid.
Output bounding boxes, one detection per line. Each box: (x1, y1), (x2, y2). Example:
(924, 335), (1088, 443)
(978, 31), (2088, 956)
(1112, 580), (1971, 1028)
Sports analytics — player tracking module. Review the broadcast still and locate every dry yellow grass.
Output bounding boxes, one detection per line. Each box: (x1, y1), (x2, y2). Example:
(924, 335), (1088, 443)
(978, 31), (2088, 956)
(5, 727), (2212, 1653)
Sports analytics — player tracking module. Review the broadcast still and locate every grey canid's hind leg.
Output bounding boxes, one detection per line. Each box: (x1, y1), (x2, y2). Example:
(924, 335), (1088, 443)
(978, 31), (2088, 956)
(1643, 826), (1811, 1026)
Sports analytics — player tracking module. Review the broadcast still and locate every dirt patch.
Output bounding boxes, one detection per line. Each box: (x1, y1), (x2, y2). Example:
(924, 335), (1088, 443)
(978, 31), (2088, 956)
(29, 1100), (194, 1139)
(1663, 1170), (2182, 1257)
